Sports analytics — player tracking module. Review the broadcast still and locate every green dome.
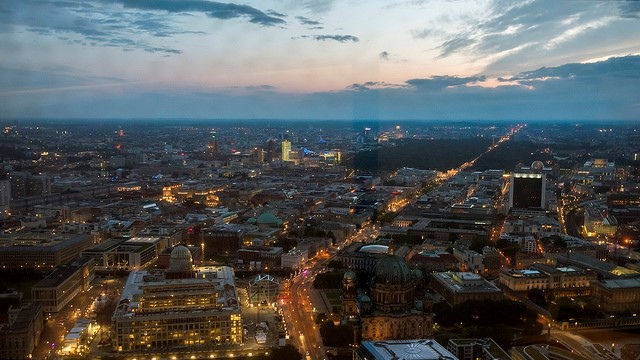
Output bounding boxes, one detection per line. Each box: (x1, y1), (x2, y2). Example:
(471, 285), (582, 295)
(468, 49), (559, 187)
(343, 269), (357, 281)
(412, 268), (424, 280)
(256, 212), (279, 225)
(373, 254), (412, 286)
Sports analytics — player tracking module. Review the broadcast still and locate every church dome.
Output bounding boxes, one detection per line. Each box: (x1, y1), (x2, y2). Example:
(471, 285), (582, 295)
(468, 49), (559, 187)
(169, 245), (193, 272)
(373, 253), (412, 286)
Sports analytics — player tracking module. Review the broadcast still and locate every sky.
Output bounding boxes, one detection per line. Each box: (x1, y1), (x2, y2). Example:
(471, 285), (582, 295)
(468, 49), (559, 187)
(1, 0), (639, 121)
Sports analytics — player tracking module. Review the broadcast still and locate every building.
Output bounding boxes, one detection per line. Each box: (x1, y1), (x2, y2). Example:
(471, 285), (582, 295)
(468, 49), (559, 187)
(447, 338), (510, 360)
(343, 246), (434, 344)
(112, 246), (243, 352)
(499, 264), (595, 297)
(0, 303), (44, 360)
(509, 172), (545, 211)
(583, 207), (618, 237)
(280, 249), (308, 270)
(31, 256), (95, 313)
(237, 246), (283, 269)
(453, 248), (484, 274)
(81, 237), (164, 271)
(202, 226), (243, 257)
(591, 277), (640, 313)
(408, 249), (459, 272)
(430, 272), (503, 306)
(0, 234), (94, 269)
(337, 243), (397, 272)
(266, 139), (276, 162)
(355, 339), (458, 360)
(0, 179), (10, 214)
(281, 140), (291, 161)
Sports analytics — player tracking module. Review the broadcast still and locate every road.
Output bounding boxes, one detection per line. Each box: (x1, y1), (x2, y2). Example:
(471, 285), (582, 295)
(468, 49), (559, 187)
(283, 262), (327, 360)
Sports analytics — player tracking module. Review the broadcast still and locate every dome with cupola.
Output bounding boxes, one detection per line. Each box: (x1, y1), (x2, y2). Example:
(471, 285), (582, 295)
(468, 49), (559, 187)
(371, 247), (412, 286)
(169, 245), (193, 272)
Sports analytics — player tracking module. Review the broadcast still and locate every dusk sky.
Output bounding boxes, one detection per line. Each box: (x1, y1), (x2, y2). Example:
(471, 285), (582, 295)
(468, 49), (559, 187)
(1, 0), (640, 120)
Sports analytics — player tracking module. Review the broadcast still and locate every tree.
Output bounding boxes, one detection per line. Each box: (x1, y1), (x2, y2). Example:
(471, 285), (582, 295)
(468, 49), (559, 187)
(469, 237), (491, 253)
(553, 237), (567, 248)
(527, 288), (547, 308)
(315, 312), (328, 324)
(319, 321), (353, 347)
(266, 344), (302, 360)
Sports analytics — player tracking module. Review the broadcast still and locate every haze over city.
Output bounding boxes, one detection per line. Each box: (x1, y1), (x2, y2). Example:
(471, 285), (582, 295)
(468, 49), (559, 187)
(2, 0), (640, 120)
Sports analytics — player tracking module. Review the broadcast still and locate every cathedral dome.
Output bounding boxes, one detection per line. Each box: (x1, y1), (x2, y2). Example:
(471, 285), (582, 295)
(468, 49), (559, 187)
(373, 253), (412, 286)
(169, 245), (193, 272)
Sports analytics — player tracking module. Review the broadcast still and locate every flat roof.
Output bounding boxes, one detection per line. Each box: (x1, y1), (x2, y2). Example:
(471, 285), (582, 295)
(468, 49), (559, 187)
(33, 257), (93, 289)
(599, 277), (640, 289)
(432, 272), (502, 294)
(361, 339), (457, 360)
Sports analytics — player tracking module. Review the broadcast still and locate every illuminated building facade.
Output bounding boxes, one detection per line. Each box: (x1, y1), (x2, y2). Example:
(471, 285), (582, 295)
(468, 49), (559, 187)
(0, 234), (94, 269)
(112, 246), (243, 352)
(281, 140), (291, 161)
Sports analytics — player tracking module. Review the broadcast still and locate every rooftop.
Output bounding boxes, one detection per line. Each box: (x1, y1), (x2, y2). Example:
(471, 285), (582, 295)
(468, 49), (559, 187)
(360, 339), (458, 360)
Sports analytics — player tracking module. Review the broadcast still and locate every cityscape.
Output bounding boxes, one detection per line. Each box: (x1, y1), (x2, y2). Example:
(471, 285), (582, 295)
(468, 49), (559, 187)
(2, 1), (640, 360)
(1, 120), (639, 360)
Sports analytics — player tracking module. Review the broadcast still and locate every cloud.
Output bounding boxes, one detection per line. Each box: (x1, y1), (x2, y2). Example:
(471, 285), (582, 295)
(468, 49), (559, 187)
(619, 0), (640, 18)
(419, 1), (639, 73)
(0, 65), (126, 95)
(0, 0), (287, 56)
(298, 0), (334, 13)
(117, 0), (286, 27)
(5, 56), (639, 121)
(346, 81), (404, 91)
(502, 55), (640, 85)
(379, 51), (390, 60)
(0, 1), (189, 54)
(295, 16), (321, 26)
(405, 75), (486, 90)
(243, 85), (277, 92)
(310, 34), (359, 42)
(266, 10), (286, 18)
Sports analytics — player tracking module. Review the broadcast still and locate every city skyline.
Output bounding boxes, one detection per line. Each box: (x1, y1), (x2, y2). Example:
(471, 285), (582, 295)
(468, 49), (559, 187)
(1, 0), (639, 120)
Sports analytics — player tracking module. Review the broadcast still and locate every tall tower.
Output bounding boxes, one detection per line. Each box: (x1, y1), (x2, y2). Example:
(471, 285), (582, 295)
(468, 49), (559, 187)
(0, 179), (10, 214)
(206, 132), (219, 158)
(281, 140), (291, 162)
(266, 139), (276, 162)
(342, 270), (361, 345)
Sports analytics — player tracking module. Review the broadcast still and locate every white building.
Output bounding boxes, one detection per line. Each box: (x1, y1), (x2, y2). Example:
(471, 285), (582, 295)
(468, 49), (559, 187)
(280, 248), (308, 270)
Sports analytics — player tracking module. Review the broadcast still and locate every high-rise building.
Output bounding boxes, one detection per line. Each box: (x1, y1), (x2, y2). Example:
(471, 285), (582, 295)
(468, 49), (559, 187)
(254, 147), (264, 163)
(266, 139), (276, 162)
(281, 140), (291, 161)
(509, 172), (546, 210)
(0, 179), (10, 213)
(206, 132), (219, 156)
(112, 246), (242, 352)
